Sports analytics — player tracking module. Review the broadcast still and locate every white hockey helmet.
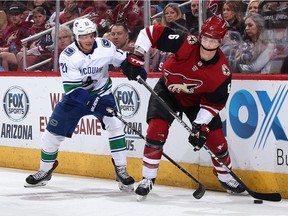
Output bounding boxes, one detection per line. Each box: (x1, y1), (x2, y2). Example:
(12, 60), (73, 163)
(73, 18), (97, 42)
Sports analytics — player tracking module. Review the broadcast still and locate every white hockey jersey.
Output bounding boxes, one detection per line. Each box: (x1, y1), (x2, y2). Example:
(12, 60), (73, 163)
(59, 37), (127, 95)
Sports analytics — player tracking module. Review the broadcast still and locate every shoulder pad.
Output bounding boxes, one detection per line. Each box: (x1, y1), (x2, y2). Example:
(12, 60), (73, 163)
(63, 47), (75, 56)
(100, 39), (111, 47)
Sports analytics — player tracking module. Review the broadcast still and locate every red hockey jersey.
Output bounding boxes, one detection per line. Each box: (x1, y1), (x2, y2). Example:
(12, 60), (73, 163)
(135, 25), (231, 116)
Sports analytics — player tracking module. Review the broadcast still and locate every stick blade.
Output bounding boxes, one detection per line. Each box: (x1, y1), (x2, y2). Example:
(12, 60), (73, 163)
(250, 191), (281, 202)
(193, 184), (205, 199)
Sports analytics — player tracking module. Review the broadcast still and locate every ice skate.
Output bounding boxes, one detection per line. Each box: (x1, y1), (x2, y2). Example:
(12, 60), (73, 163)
(112, 159), (135, 192)
(24, 160), (59, 187)
(135, 178), (154, 201)
(219, 178), (246, 194)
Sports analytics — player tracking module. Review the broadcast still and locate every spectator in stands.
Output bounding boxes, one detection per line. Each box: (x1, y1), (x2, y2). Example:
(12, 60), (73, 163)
(0, 3), (32, 71)
(26, 0), (52, 22)
(16, 6), (53, 71)
(110, 22), (134, 52)
(17, 25), (73, 72)
(109, 22), (135, 72)
(161, 3), (186, 32)
(0, 10), (8, 33)
(112, 0), (144, 40)
(80, 0), (113, 37)
(222, 1), (245, 35)
(246, 0), (259, 15)
(234, 13), (274, 73)
(60, 3), (80, 25)
(185, 0), (199, 35)
(29, 7), (50, 47)
(48, 0), (77, 27)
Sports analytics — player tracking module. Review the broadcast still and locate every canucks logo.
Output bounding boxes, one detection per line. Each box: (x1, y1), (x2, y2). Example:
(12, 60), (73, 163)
(64, 47), (75, 56)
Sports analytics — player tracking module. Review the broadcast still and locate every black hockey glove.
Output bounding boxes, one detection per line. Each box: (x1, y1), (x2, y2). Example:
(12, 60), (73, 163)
(121, 53), (145, 81)
(188, 122), (210, 151)
(87, 94), (116, 117)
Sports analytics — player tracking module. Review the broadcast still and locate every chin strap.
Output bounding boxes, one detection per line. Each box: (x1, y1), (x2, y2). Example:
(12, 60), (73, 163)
(200, 44), (219, 51)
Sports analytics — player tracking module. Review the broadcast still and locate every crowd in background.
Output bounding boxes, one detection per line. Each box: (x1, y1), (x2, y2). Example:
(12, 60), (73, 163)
(0, 0), (287, 74)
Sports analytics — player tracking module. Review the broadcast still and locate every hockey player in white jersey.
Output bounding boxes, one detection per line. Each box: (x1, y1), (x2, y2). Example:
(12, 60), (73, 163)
(25, 17), (146, 191)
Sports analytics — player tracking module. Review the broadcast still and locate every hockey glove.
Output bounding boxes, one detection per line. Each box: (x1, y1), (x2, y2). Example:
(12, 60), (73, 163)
(188, 122), (209, 151)
(121, 53), (145, 81)
(87, 94), (116, 117)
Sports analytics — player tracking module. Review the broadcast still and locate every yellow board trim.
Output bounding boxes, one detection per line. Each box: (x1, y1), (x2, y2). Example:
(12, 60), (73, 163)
(0, 146), (287, 198)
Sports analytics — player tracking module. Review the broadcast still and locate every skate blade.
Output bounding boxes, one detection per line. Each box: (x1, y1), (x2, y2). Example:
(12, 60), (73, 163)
(136, 194), (147, 202)
(227, 190), (249, 196)
(118, 182), (134, 192)
(24, 181), (48, 188)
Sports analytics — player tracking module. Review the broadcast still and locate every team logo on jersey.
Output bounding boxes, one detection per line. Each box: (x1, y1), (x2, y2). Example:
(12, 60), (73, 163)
(222, 64), (230, 76)
(163, 69), (203, 94)
(64, 47), (75, 56)
(187, 35), (197, 44)
(132, 5), (140, 14)
(101, 39), (111, 47)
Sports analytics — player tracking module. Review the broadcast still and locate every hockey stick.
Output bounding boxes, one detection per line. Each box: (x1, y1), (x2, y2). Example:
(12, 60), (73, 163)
(136, 76), (282, 202)
(106, 108), (205, 199)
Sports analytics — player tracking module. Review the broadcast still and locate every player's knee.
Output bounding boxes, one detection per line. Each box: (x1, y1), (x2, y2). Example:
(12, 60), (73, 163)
(146, 118), (169, 144)
(103, 116), (123, 131)
(206, 128), (228, 153)
(41, 130), (64, 152)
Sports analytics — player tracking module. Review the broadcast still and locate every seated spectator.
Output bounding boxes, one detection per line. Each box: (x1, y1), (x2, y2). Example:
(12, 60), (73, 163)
(59, 3), (80, 25)
(109, 22), (135, 72)
(234, 13), (274, 74)
(80, 0), (113, 37)
(0, 3), (33, 71)
(246, 0), (259, 15)
(48, 0), (77, 27)
(185, 0), (199, 35)
(112, 0), (144, 41)
(222, 1), (245, 35)
(17, 25), (73, 72)
(110, 22), (134, 52)
(29, 6), (51, 47)
(26, 0), (52, 22)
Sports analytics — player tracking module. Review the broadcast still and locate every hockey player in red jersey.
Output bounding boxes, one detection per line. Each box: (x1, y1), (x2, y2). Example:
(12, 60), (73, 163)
(122, 15), (246, 200)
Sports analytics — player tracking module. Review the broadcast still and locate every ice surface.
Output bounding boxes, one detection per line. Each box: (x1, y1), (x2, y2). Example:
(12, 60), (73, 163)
(0, 168), (286, 216)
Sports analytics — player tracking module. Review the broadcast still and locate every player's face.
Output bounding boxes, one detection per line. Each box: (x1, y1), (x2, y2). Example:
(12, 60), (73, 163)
(78, 33), (94, 53)
(201, 36), (220, 50)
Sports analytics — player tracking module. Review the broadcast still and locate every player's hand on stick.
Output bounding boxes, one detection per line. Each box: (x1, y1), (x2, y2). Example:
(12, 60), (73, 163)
(121, 53), (146, 81)
(188, 122), (209, 151)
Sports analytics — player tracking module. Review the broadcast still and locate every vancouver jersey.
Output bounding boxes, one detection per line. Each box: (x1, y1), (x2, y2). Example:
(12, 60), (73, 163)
(59, 37), (126, 95)
(135, 25), (232, 117)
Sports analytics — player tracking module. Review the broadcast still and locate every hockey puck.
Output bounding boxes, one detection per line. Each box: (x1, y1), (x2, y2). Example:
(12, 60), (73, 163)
(253, 199), (263, 204)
